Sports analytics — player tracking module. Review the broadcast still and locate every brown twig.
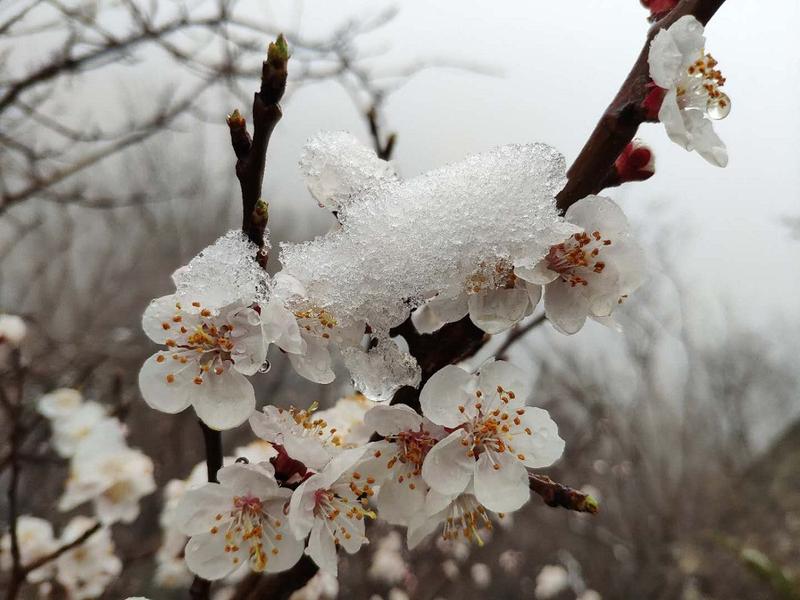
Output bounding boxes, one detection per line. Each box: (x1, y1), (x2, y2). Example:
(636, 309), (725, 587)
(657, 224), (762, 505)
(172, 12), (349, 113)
(555, 0), (727, 212)
(19, 522), (102, 576)
(192, 34), (291, 600)
(528, 473), (599, 514)
(494, 314), (547, 361)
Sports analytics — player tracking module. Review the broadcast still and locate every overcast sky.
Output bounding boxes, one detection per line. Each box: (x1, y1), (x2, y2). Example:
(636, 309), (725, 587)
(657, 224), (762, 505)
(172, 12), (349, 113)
(241, 0), (799, 329)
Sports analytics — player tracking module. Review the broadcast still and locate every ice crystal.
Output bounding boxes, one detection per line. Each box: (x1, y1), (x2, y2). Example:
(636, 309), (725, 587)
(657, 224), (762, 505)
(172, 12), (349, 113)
(282, 139), (570, 336)
(340, 337), (421, 402)
(299, 131), (398, 212)
(172, 230), (266, 309)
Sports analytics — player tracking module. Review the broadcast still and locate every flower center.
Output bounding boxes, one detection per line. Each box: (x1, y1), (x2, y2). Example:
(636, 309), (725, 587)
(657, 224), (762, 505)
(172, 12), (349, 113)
(313, 488), (374, 546)
(441, 495), (500, 546)
(383, 429), (438, 483)
(679, 52), (730, 119)
(545, 231), (611, 287)
(466, 259), (517, 294)
(279, 403), (344, 447)
(209, 494), (285, 571)
(457, 385), (532, 464)
(159, 301), (239, 386)
(293, 306), (337, 339)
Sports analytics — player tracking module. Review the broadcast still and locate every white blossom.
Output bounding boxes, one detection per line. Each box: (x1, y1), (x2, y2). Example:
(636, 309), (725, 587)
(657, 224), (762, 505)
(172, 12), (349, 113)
(314, 393), (375, 446)
(139, 295), (267, 430)
(175, 462), (303, 580)
(37, 388), (83, 420)
(471, 562), (491, 588)
(420, 361), (564, 513)
(407, 486), (503, 549)
(359, 404), (444, 526)
(534, 564), (570, 599)
(0, 314), (26, 347)
(55, 517), (121, 600)
(58, 419), (155, 525)
(517, 196), (646, 334)
(0, 516), (57, 583)
(288, 570), (340, 600)
(44, 401), (106, 458)
(288, 446), (374, 576)
(648, 15), (729, 166)
(250, 404), (346, 472)
(367, 531), (408, 585)
(261, 272), (363, 384)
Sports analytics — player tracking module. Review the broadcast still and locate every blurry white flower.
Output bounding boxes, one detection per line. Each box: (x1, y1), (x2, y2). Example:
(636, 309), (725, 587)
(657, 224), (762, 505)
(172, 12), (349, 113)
(315, 393), (374, 445)
(388, 589), (409, 600)
(59, 419), (155, 525)
(498, 549), (524, 574)
(38, 388), (83, 420)
(55, 517), (121, 600)
(368, 531), (407, 585)
(359, 404), (443, 526)
(175, 462), (303, 580)
(420, 361), (564, 513)
(288, 569), (339, 600)
(441, 559), (460, 580)
(0, 516), (56, 583)
(250, 404), (344, 471)
(0, 314), (26, 347)
(648, 15), (729, 166)
(471, 562), (491, 589)
(45, 401), (106, 458)
(534, 564), (569, 599)
(139, 295), (267, 430)
(288, 446), (374, 576)
(518, 196), (646, 334)
(578, 590), (602, 600)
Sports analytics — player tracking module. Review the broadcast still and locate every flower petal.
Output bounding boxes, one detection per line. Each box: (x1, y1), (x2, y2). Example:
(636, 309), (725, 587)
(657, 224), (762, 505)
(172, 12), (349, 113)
(515, 407), (565, 468)
(185, 531), (241, 580)
(377, 475), (427, 526)
(138, 352), (193, 414)
(217, 463), (285, 499)
(473, 451), (530, 513)
(544, 280), (589, 335)
(468, 287), (531, 334)
(142, 294), (179, 344)
(192, 369), (255, 431)
(288, 336), (335, 384)
(421, 430), (473, 496)
(261, 299), (305, 355)
(476, 360), (530, 408)
(364, 404), (424, 437)
(419, 365), (475, 428)
(174, 484), (233, 536)
(307, 520), (338, 576)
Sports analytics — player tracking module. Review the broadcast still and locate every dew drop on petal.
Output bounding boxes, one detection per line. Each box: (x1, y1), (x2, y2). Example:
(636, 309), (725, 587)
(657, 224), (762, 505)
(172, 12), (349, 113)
(258, 360), (272, 374)
(707, 93), (730, 119)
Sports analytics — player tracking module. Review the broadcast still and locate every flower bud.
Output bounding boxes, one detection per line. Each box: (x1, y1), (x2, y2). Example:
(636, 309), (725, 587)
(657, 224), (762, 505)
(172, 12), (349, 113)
(615, 139), (655, 183)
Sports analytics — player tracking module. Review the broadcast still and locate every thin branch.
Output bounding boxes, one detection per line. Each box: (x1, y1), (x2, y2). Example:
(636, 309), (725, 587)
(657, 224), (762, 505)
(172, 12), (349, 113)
(528, 473), (599, 514)
(555, 0), (727, 212)
(494, 314), (547, 361)
(19, 522), (102, 576)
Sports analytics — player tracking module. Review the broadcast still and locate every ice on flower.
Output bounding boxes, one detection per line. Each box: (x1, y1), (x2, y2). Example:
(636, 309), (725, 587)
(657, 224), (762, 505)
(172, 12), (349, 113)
(518, 196), (646, 334)
(281, 141), (572, 338)
(648, 15), (729, 166)
(172, 230), (266, 310)
(340, 337), (421, 402)
(300, 131), (398, 213)
(175, 462), (303, 580)
(55, 517), (121, 600)
(420, 361), (564, 513)
(288, 446), (375, 575)
(0, 516), (57, 583)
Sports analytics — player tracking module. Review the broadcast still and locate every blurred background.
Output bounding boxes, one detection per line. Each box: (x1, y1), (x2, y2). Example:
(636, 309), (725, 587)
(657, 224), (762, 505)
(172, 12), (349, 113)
(1, 0), (798, 599)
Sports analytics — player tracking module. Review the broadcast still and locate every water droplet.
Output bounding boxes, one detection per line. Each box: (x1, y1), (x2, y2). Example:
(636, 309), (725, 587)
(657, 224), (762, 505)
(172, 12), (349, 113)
(258, 360), (271, 374)
(707, 93), (731, 119)
(235, 456), (249, 464)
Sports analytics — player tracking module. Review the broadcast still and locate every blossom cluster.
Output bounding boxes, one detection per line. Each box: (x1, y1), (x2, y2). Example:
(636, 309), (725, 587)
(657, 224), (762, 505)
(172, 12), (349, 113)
(170, 360), (563, 580)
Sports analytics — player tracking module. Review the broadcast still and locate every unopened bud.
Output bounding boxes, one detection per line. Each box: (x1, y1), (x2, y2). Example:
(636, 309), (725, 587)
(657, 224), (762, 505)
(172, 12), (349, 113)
(252, 199), (269, 226)
(226, 109), (246, 130)
(267, 33), (290, 66)
(640, 0), (678, 20)
(615, 139), (655, 183)
(642, 83), (666, 121)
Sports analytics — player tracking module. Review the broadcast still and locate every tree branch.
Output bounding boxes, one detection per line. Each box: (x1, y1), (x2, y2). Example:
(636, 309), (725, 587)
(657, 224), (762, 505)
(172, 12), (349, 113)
(555, 0), (727, 212)
(528, 473), (599, 514)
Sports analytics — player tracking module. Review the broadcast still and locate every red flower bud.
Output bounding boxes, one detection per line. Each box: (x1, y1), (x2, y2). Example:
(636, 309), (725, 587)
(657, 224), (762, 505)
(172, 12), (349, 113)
(640, 0), (679, 20)
(615, 139), (655, 184)
(642, 83), (666, 121)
